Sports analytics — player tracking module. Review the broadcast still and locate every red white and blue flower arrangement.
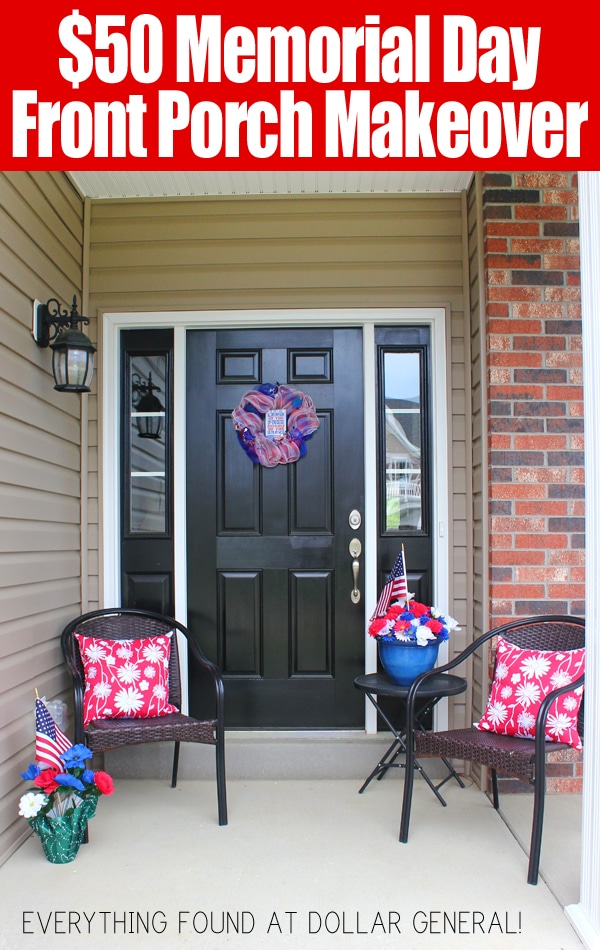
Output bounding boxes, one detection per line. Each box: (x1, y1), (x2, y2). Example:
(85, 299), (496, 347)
(19, 744), (114, 822)
(368, 597), (460, 646)
(232, 383), (320, 467)
(18, 697), (114, 863)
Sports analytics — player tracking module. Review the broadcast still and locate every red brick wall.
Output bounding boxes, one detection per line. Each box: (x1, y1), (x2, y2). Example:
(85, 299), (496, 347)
(482, 172), (584, 792)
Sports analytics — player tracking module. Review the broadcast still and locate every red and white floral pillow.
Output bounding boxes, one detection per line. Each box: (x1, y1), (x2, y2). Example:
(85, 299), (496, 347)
(476, 636), (585, 750)
(75, 633), (179, 727)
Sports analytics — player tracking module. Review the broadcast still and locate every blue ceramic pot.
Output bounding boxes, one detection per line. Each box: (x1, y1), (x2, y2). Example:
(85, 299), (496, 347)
(378, 639), (440, 686)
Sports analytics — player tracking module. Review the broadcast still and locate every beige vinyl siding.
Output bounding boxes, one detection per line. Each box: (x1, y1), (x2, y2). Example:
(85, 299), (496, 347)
(88, 194), (464, 310)
(87, 192), (472, 712)
(0, 171), (84, 863)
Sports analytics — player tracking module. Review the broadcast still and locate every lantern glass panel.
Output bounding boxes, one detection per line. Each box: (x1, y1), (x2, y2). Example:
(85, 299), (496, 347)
(52, 346), (94, 391)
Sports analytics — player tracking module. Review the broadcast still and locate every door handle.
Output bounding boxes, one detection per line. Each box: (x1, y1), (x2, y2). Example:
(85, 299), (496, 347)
(349, 538), (362, 604)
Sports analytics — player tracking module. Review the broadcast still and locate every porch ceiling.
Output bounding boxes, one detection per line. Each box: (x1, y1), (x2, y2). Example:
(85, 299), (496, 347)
(68, 169), (473, 198)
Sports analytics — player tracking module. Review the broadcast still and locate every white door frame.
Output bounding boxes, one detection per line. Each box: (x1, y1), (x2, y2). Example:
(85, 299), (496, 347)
(101, 307), (450, 730)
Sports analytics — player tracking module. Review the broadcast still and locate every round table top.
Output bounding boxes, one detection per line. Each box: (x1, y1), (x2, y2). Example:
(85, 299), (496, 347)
(354, 671), (467, 699)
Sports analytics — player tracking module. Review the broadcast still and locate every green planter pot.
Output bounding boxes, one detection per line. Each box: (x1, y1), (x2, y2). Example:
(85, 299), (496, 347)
(378, 638), (440, 686)
(28, 797), (98, 864)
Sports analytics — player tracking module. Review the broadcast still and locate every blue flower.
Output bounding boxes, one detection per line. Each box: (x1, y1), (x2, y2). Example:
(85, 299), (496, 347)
(60, 744), (93, 768)
(82, 770), (96, 784)
(55, 773), (86, 791)
(20, 763), (41, 780)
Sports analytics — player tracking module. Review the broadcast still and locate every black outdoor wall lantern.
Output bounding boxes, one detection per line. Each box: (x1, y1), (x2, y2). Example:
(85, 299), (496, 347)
(34, 295), (96, 392)
(131, 371), (164, 439)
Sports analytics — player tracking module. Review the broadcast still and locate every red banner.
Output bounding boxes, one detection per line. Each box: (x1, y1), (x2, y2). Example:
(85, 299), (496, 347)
(2, 1), (597, 169)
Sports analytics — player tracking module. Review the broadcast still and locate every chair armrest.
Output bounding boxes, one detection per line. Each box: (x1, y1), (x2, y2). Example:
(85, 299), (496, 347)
(403, 626), (496, 721)
(60, 633), (87, 744)
(175, 623), (225, 726)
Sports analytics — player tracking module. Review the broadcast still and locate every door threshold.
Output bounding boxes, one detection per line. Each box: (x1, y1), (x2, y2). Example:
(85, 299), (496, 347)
(225, 730), (380, 739)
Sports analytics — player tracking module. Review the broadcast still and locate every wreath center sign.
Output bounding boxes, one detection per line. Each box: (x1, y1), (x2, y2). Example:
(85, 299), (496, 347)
(232, 383), (320, 467)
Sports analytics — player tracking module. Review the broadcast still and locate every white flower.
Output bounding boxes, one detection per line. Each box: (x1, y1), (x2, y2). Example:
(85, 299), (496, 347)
(415, 628), (436, 646)
(393, 629), (413, 642)
(515, 680), (542, 708)
(486, 702), (508, 727)
(511, 673), (521, 684)
(84, 642), (107, 662)
(139, 680), (149, 691)
(106, 656), (116, 665)
(116, 661), (141, 685)
(92, 682), (112, 699)
(114, 687), (144, 715)
(500, 685), (513, 699)
(521, 654), (551, 679)
(87, 665), (97, 679)
(550, 669), (572, 689)
(563, 695), (578, 711)
(116, 645), (133, 659)
(440, 613), (461, 631)
(152, 684), (167, 700)
(546, 712), (574, 740)
(517, 710), (536, 733)
(142, 642), (167, 665)
(495, 662), (509, 681)
(144, 666), (156, 679)
(19, 792), (47, 818)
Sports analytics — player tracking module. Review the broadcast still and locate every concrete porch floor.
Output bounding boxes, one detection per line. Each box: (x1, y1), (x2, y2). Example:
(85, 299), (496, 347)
(0, 770), (583, 950)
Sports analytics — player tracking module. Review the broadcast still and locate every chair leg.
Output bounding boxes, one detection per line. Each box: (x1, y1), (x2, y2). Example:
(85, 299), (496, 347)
(399, 725), (416, 843)
(491, 768), (500, 810)
(171, 741), (180, 788)
(528, 758), (547, 885)
(216, 734), (227, 826)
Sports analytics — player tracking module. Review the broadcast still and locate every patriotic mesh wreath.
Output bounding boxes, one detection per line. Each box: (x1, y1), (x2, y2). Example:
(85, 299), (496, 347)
(232, 383), (320, 467)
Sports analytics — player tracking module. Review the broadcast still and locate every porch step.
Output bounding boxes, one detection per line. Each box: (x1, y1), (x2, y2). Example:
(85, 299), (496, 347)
(104, 731), (434, 781)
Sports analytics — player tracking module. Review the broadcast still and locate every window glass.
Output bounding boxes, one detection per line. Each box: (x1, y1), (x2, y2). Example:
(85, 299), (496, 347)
(383, 351), (422, 532)
(129, 354), (167, 533)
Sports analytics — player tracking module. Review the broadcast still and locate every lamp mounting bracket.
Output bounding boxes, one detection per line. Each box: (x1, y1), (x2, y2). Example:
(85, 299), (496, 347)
(34, 295), (90, 348)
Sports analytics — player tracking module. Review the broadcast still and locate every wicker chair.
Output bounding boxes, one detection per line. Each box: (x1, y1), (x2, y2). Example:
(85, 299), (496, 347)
(399, 615), (585, 885)
(61, 607), (227, 826)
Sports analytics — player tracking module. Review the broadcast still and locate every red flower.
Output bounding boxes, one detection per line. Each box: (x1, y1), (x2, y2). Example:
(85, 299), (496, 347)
(392, 619), (411, 632)
(368, 618), (389, 637)
(94, 771), (115, 796)
(425, 619), (444, 634)
(409, 602), (429, 618)
(34, 768), (60, 793)
(387, 604), (404, 617)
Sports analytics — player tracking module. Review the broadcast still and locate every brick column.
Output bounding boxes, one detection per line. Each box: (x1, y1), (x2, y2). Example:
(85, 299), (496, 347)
(483, 172), (584, 792)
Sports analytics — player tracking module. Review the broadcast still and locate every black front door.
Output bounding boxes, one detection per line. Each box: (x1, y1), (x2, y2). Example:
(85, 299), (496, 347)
(186, 327), (365, 728)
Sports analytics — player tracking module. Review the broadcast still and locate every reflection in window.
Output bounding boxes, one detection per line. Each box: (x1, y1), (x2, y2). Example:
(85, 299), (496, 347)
(383, 352), (422, 531)
(130, 354), (167, 533)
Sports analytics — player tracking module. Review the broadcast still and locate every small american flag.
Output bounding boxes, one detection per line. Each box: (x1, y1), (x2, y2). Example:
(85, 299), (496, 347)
(371, 548), (408, 619)
(35, 697), (72, 770)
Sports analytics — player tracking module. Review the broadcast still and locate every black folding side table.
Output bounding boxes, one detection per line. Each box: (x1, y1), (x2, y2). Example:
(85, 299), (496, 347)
(354, 672), (467, 805)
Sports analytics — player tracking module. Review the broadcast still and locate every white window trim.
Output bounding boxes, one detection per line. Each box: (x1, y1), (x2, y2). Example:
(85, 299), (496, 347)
(101, 307), (450, 730)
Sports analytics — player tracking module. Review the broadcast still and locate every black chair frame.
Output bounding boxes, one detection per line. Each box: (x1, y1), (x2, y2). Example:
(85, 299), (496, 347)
(61, 607), (227, 826)
(399, 615), (585, 885)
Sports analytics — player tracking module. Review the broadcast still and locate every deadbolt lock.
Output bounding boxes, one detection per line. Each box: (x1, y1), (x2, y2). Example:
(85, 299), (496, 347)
(348, 509), (362, 529)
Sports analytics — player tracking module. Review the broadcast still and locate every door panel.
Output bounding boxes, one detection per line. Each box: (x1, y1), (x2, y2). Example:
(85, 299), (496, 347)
(186, 327), (365, 728)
